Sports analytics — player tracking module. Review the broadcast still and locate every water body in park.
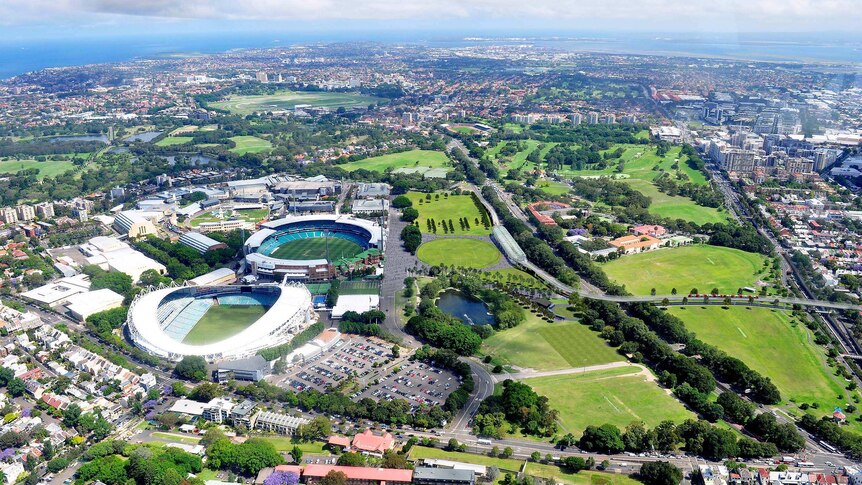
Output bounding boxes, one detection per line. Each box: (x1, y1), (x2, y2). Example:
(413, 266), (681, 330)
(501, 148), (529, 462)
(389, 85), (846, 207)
(162, 154), (217, 166)
(47, 134), (109, 143)
(125, 131), (162, 142)
(436, 289), (493, 326)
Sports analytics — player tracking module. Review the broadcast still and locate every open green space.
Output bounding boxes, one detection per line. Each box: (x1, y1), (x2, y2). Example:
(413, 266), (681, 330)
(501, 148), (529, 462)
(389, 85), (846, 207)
(416, 238), (501, 269)
(408, 446), (524, 472)
(150, 432), (201, 444)
(668, 306), (854, 422)
(0, 159), (78, 179)
(406, 192), (492, 236)
(338, 150), (452, 174)
(210, 90), (385, 115)
(526, 366), (695, 434)
(259, 437), (329, 454)
(524, 464), (644, 485)
(559, 144), (725, 224)
(190, 207), (269, 227)
(480, 268), (548, 290)
(229, 136), (272, 155)
(488, 140), (560, 176)
(483, 312), (620, 371)
(535, 180), (571, 196)
(600, 245), (768, 296)
(155, 136), (194, 147)
(182, 305), (267, 345)
(270, 237), (362, 261)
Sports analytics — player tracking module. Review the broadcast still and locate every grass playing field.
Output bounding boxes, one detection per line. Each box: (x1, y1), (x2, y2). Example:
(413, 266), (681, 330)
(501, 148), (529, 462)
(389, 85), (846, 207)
(416, 238), (501, 269)
(269, 237), (362, 261)
(560, 144), (725, 224)
(526, 366), (695, 434)
(482, 312), (622, 371)
(406, 191), (492, 236)
(535, 180), (571, 196)
(524, 463), (644, 485)
(408, 446), (525, 472)
(190, 207), (269, 227)
(668, 306), (855, 424)
(229, 136), (272, 155)
(0, 159), (78, 179)
(337, 149), (452, 173)
(155, 136), (194, 147)
(600, 244), (768, 295)
(210, 90), (385, 115)
(182, 305), (267, 345)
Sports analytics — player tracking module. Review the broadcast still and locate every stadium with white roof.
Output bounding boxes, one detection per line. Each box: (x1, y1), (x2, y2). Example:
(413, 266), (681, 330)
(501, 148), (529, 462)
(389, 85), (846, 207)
(126, 281), (316, 361)
(243, 215), (384, 281)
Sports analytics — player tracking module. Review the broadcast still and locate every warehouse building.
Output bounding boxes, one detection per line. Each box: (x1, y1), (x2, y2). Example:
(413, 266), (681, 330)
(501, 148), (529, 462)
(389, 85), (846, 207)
(179, 232), (228, 254)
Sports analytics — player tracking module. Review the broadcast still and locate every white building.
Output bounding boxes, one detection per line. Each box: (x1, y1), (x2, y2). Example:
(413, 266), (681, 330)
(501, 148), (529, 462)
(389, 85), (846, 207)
(21, 274), (91, 306)
(65, 288), (125, 322)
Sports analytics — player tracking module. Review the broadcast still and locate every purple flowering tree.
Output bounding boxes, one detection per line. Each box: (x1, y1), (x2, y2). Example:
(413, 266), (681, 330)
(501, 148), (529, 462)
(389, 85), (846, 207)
(264, 471), (300, 485)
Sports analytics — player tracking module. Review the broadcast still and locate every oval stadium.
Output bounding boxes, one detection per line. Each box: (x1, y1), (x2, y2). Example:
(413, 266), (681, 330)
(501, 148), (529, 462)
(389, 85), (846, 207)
(126, 283), (316, 361)
(243, 215), (384, 280)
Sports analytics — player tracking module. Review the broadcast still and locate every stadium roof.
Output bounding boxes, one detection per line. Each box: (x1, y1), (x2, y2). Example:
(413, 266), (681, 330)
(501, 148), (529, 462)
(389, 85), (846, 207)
(127, 284), (314, 361)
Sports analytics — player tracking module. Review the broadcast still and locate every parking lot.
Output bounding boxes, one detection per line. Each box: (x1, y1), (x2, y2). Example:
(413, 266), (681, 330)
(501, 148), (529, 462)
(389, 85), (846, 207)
(268, 335), (456, 410)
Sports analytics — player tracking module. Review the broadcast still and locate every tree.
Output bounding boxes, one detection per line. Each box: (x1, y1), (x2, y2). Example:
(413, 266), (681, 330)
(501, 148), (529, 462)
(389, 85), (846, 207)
(639, 461), (683, 485)
(392, 195), (413, 209)
(175, 356), (207, 381)
(320, 470), (348, 485)
(447, 438), (460, 451)
(502, 446), (513, 458)
(530, 451), (541, 462)
(290, 446), (303, 464)
(580, 424), (624, 454)
(190, 382), (222, 402)
(381, 451), (411, 469)
(401, 207), (419, 222)
(62, 403), (82, 428)
(265, 471), (300, 485)
(7, 378), (25, 397)
(336, 452), (366, 467)
(400, 225), (422, 254)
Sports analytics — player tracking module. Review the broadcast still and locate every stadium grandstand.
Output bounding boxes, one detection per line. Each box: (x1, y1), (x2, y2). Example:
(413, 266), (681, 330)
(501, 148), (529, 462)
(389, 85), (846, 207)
(126, 282), (315, 361)
(243, 215), (383, 281)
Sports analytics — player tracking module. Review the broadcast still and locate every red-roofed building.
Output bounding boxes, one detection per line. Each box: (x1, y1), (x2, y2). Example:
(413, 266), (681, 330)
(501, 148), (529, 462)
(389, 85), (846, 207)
(632, 224), (667, 238)
(275, 465), (304, 475)
(351, 429), (395, 454)
(302, 465), (412, 485)
(328, 435), (351, 449)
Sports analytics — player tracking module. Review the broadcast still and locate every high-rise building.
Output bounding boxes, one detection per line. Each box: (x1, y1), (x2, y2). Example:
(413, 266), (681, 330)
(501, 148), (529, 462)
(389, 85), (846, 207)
(587, 112), (600, 124)
(255, 71), (269, 83)
(1, 207), (18, 224)
(603, 114), (616, 124)
(16, 205), (35, 222)
(36, 202), (54, 219)
(571, 113), (583, 126)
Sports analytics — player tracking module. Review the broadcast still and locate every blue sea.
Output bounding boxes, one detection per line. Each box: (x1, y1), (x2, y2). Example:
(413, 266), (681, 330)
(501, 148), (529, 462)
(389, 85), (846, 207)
(1, 31), (859, 80)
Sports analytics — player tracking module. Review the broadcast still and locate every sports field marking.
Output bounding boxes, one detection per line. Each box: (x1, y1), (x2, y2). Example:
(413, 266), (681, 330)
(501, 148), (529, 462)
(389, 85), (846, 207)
(603, 394), (622, 413)
(707, 257), (716, 265)
(736, 327), (748, 338)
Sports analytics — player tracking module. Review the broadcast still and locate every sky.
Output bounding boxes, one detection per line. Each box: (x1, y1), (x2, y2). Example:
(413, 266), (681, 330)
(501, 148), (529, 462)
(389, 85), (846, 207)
(1, 0), (860, 39)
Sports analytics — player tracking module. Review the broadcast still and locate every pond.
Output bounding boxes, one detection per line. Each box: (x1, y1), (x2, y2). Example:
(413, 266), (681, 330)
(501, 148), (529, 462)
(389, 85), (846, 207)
(436, 289), (494, 326)
(124, 131), (162, 142)
(161, 154), (217, 166)
(47, 134), (109, 144)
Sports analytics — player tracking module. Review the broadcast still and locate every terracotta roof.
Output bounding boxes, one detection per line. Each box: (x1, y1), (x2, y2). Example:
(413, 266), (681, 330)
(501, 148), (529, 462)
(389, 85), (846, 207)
(351, 429), (394, 453)
(328, 435), (351, 448)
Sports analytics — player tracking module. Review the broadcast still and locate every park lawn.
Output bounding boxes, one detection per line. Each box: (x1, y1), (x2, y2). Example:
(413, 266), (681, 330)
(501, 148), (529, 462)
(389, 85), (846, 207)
(526, 367), (695, 434)
(182, 305), (267, 345)
(483, 312), (620, 371)
(408, 446), (524, 473)
(480, 268), (548, 290)
(537, 324), (624, 368)
(668, 306), (853, 419)
(259, 437), (329, 454)
(229, 136), (272, 155)
(416, 238), (501, 269)
(155, 136), (194, 147)
(210, 90), (384, 115)
(407, 192), (492, 236)
(502, 123), (525, 133)
(535, 180), (570, 196)
(524, 464), (644, 485)
(338, 149), (452, 173)
(170, 126), (199, 135)
(491, 140), (560, 176)
(151, 432), (201, 445)
(0, 159), (78, 179)
(600, 245), (768, 296)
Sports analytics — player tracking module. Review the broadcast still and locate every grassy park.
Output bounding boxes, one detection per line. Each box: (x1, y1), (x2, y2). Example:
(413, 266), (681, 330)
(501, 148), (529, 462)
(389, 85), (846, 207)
(229, 135), (272, 155)
(524, 464), (644, 485)
(416, 238), (501, 269)
(487, 139), (559, 176)
(155, 136), (194, 147)
(482, 313), (621, 371)
(601, 245), (769, 295)
(406, 191), (492, 236)
(182, 305), (267, 345)
(535, 180), (571, 196)
(526, 366), (695, 434)
(337, 149), (452, 174)
(0, 159), (78, 178)
(210, 90), (384, 115)
(669, 306), (854, 419)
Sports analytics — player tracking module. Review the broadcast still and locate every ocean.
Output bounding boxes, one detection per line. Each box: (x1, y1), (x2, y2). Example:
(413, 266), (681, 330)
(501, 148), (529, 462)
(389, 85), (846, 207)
(1, 31), (859, 80)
